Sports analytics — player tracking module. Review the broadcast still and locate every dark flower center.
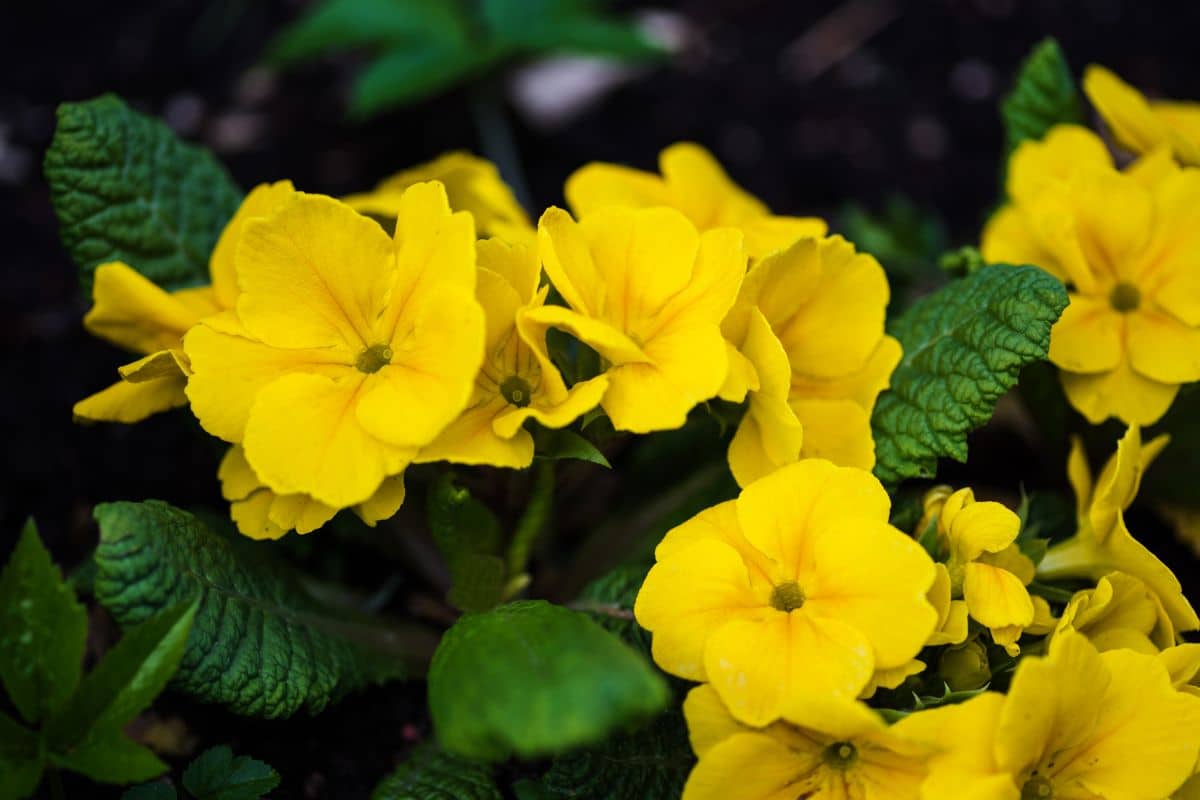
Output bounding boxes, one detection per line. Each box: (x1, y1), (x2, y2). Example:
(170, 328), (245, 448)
(500, 376), (533, 408)
(1109, 281), (1141, 312)
(355, 344), (393, 374)
(822, 741), (858, 770)
(770, 581), (806, 612)
(1021, 776), (1053, 799)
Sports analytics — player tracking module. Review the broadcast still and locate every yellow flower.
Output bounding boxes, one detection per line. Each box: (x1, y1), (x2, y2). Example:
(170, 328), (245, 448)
(218, 446), (405, 539)
(680, 684), (934, 800)
(184, 182), (485, 508)
(723, 236), (900, 482)
(633, 459), (937, 726)
(520, 205), (744, 433)
(982, 125), (1200, 425)
(1160, 643), (1200, 699)
(415, 238), (608, 468)
(343, 151), (533, 243)
(925, 562), (969, 647)
(74, 181), (295, 423)
(1053, 571), (1176, 654)
(905, 631), (1200, 800)
(1085, 65), (1200, 166)
(1038, 426), (1199, 633)
(565, 141), (827, 261)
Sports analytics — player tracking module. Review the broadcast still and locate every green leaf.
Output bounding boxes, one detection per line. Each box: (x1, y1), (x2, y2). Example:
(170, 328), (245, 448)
(267, 0), (470, 65)
(1001, 38), (1082, 158)
(574, 563), (651, 655)
(0, 520), (88, 725)
(93, 501), (418, 718)
(44, 94), (243, 295)
(122, 783), (178, 800)
(0, 710), (43, 800)
(47, 598), (197, 753)
(837, 196), (947, 286)
(181, 745), (281, 800)
(49, 732), (168, 785)
(349, 43), (501, 118)
(370, 743), (501, 800)
(428, 475), (506, 613)
(428, 600), (670, 761)
(1143, 387), (1200, 508)
(481, 0), (663, 59)
(533, 428), (610, 468)
(871, 264), (1069, 486)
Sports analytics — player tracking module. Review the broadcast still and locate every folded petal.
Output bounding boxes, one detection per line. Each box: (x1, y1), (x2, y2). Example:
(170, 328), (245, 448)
(681, 732), (809, 800)
(117, 349), (187, 382)
(267, 492), (337, 535)
(1084, 65), (1168, 157)
(1126, 307), (1200, 384)
(788, 398), (876, 469)
(682, 684), (750, 759)
(1007, 124), (1113, 204)
(73, 374), (187, 423)
(208, 180), (296, 309)
(963, 562), (1035, 629)
(492, 374), (609, 438)
(564, 162), (671, 219)
(417, 397), (533, 469)
(355, 474), (407, 527)
(737, 216), (827, 262)
(84, 262), (205, 354)
(1060, 357), (1178, 426)
(789, 334), (901, 410)
(1048, 295), (1124, 373)
(980, 206), (1068, 284)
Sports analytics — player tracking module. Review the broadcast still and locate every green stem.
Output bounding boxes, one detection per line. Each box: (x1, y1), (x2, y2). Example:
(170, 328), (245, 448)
(506, 460), (555, 579)
(469, 79), (532, 212)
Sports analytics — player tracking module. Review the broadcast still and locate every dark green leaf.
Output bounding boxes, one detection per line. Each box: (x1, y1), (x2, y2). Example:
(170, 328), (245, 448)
(429, 600), (669, 761)
(574, 563), (650, 655)
(1001, 38), (1082, 158)
(93, 501), (420, 718)
(837, 196), (947, 288)
(47, 599), (196, 752)
(0, 710), (43, 800)
(349, 44), (500, 118)
(481, 0), (662, 59)
(181, 745), (281, 800)
(370, 743), (501, 800)
(534, 428), (610, 468)
(49, 732), (168, 785)
(512, 781), (557, 800)
(1143, 388), (1200, 508)
(121, 783), (178, 800)
(871, 264), (1069, 486)
(44, 94), (242, 295)
(267, 0), (469, 65)
(0, 520), (88, 725)
(428, 475), (506, 613)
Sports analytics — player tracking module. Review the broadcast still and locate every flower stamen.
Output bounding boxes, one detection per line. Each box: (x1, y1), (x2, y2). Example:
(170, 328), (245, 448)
(500, 375), (533, 408)
(355, 344), (393, 374)
(1021, 776), (1053, 799)
(1109, 282), (1141, 313)
(822, 741), (858, 770)
(770, 581), (806, 612)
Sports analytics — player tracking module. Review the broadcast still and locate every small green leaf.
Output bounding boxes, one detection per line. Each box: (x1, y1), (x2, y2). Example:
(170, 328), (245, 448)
(481, 0), (662, 59)
(0, 520), (88, 725)
(47, 598), (197, 753)
(93, 501), (420, 718)
(1001, 38), (1082, 158)
(428, 475), (506, 613)
(0, 710), (43, 800)
(534, 428), (610, 468)
(370, 743), (501, 800)
(181, 745), (281, 800)
(349, 43), (501, 118)
(429, 600), (669, 761)
(574, 563), (650, 655)
(121, 783), (178, 800)
(49, 732), (168, 785)
(44, 95), (243, 295)
(871, 264), (1068, 486)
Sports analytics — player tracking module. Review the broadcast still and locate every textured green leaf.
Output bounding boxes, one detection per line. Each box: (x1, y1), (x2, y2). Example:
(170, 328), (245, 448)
(0, 710), (43, 800)
(47, 599), (196, 753)
(429, 600), (669, 761)
(1001, 38), (1082, 157)
(0, 520), (88, 725)
(574, 563), (651, 655)
(871, 264), (1068, 485)
(428, 475), (506, 613)
(534, 428), (610, 468)
(121, 783), (178, 800)
(181, 745), (281, 800)
(349, 44), (500, 118)
(370, 743), (501, 800)
(93, 501), (416, 718)
(44, 94), (242, 294)
(267, 0), (469, 65)
(49, 731), (168, 785)
(481, 0), (662, 59)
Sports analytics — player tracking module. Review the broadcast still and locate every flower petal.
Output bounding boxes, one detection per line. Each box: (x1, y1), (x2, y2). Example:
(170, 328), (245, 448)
(209, 180), (296, 309)
(73, 374), (187, 424)
(84, 262), (205, 354)
(492, 374), (609, 438)
(1048, 295), (1124, 374)
(1084, 65), (1168, 158)
(564, 162), (671, 219)
(267, 492), (337, 535)
(1006, 124), (1113, 204)
(417, 397), (533, 469)
(788, 398), (875, 469)
(682, 684), (749, 759)
(355, 474), (407, 527)
(1126, 307), (1200, 384)
(963, 562), (1035, 629)
(681, 732), (811, 800)
(1060, 357), (1178, 426)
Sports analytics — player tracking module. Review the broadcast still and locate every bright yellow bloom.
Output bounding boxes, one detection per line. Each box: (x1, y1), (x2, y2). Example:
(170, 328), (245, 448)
(634, 459), (937, 726)
(185, 182), (485, 508)
(415, 239), (608, 468)
(1085, 65), (1200, 166)
(680, 684), (934, 800)
(905, 631), (1200, 800)
(343, 151), (533, 243)
(925, 562), (969, 647)
(219, 446), (405, 539)
(1054, 571), (1176, 654)
(565, 142), (827, 261)
(74, 181), (295, 423)
(1039, 426), (1199, 633)
(1160, 643), (1200, 699)
(520, 205), (744, 433)
(982, 125), (1200, 425)
(723, 236), (901, 482)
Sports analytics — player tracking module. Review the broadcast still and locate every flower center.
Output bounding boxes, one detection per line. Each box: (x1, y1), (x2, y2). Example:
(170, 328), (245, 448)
(500, 376), (533, 408)
(1021, 776), (1054, 799)
(769, 581), (806, 612)
(822, 741), (858, 770)
(355, 344), (393, 374)
(1108, 281), (1141, 313)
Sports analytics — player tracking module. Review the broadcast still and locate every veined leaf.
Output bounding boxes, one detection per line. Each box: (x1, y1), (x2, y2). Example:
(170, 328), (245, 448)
(428, 474), (506, 614)
(533, 428), (610, 468)
(871, 264), (1068, 486)
(481, 0), (662, 59)
(370, 744), (501, 800)
(93, 501), (423, 718)
(182, 745), (281, 800)
(44, 95), (242, 295)
(49, 732), (169, 785)
(0, 710), (43, 800)
(349, 43), (501, 118)
(1001, 38), (1082, 157)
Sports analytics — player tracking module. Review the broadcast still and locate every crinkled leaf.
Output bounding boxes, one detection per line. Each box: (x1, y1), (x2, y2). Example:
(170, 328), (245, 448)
(534, 428), (610, 468)
(0, 520), (88, 725)
(121, 783), (178, 800)
(1001, 38), (1082, 157)
(429, 600), (669, 761)
(871, 264), (1068, 486)
(349, 43), (501, 118)
(181, 745), (281, 800)
(0, 710), (43, 800)
(93, 501), (421, 718)
(44, 94), (242, 295)
(370, 743), (501, 800)
(575, 563), (651, 655)
(49, 731), (168, 785)
(481, 0), (662, 59)
(267, 0), (469, 65)
(428, 475), (506, 613)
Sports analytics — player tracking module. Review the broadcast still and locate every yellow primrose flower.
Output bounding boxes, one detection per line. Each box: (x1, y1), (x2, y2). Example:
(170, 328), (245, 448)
(520, 205), (744, 433)
(1085, 65), (1200, 166)
(633, 459), (937, 726)
(565, 141), (827, 262)
(218, 446), (405, 539)
(343, 151), (533, 243)
(1160, 643), (1200, 699)
(184, 182), (485, 508)
(722, 236), (901, 482)
(925, 562), (969, 647)
(1053, 571), (1176, 654)
(415, 238), (608, 468)
(1039, 426), (1200, 632)
(982, 125), (1200, 425)
(905, 631), (1200, 800)
(74, 181), (295, 423)
(680, 684), (933, 800)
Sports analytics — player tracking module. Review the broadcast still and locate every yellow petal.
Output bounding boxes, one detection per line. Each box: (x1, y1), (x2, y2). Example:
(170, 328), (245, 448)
(209, 180), (296, 309)
(1060, 357), (1178, 425)
(1145, 170), (1200, 326)
(727, 394), (803, 489)
(518, 302), (647, 367)
(537, 205), (609, 318)
(859, 659), (925, 699)
(647, 226), (745, 340)
(653, 500), (775, 589)
(1048, 294), (1124, 374)
(73, 375), (187, 424)
(737, 215), (828, 262)
(788, 399), (876, 469)
(1154, 101), (1200, 165)
(476, 237), (540, 306)
(564, 161), (671, 219)
(927, 564), (970, 646)
(492, 374), (609, 438)
(229, 491), (286, 541)
(895, 693), (1014, 800)
(659, 142), (769, 229)
(1084, 65), (1170, 158)
(716, 341), (758, 402)
(682, 684), (749, 758)
(1126, 307), (1200, 384)
(84, 262), (204, 354)
(1066, 167), (1154, 284)
(681, 732), (811, 800)
(789, 334), (901, 411)
(963, 562), (1035, 630)
(417, 397), (533, 469)
(117, 349), (187, 382)
(980, 206), (1068, 284)
(1006, 124), (1113, 204)
(355, 474), (407, 527)
(267, 492), (337, 535)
